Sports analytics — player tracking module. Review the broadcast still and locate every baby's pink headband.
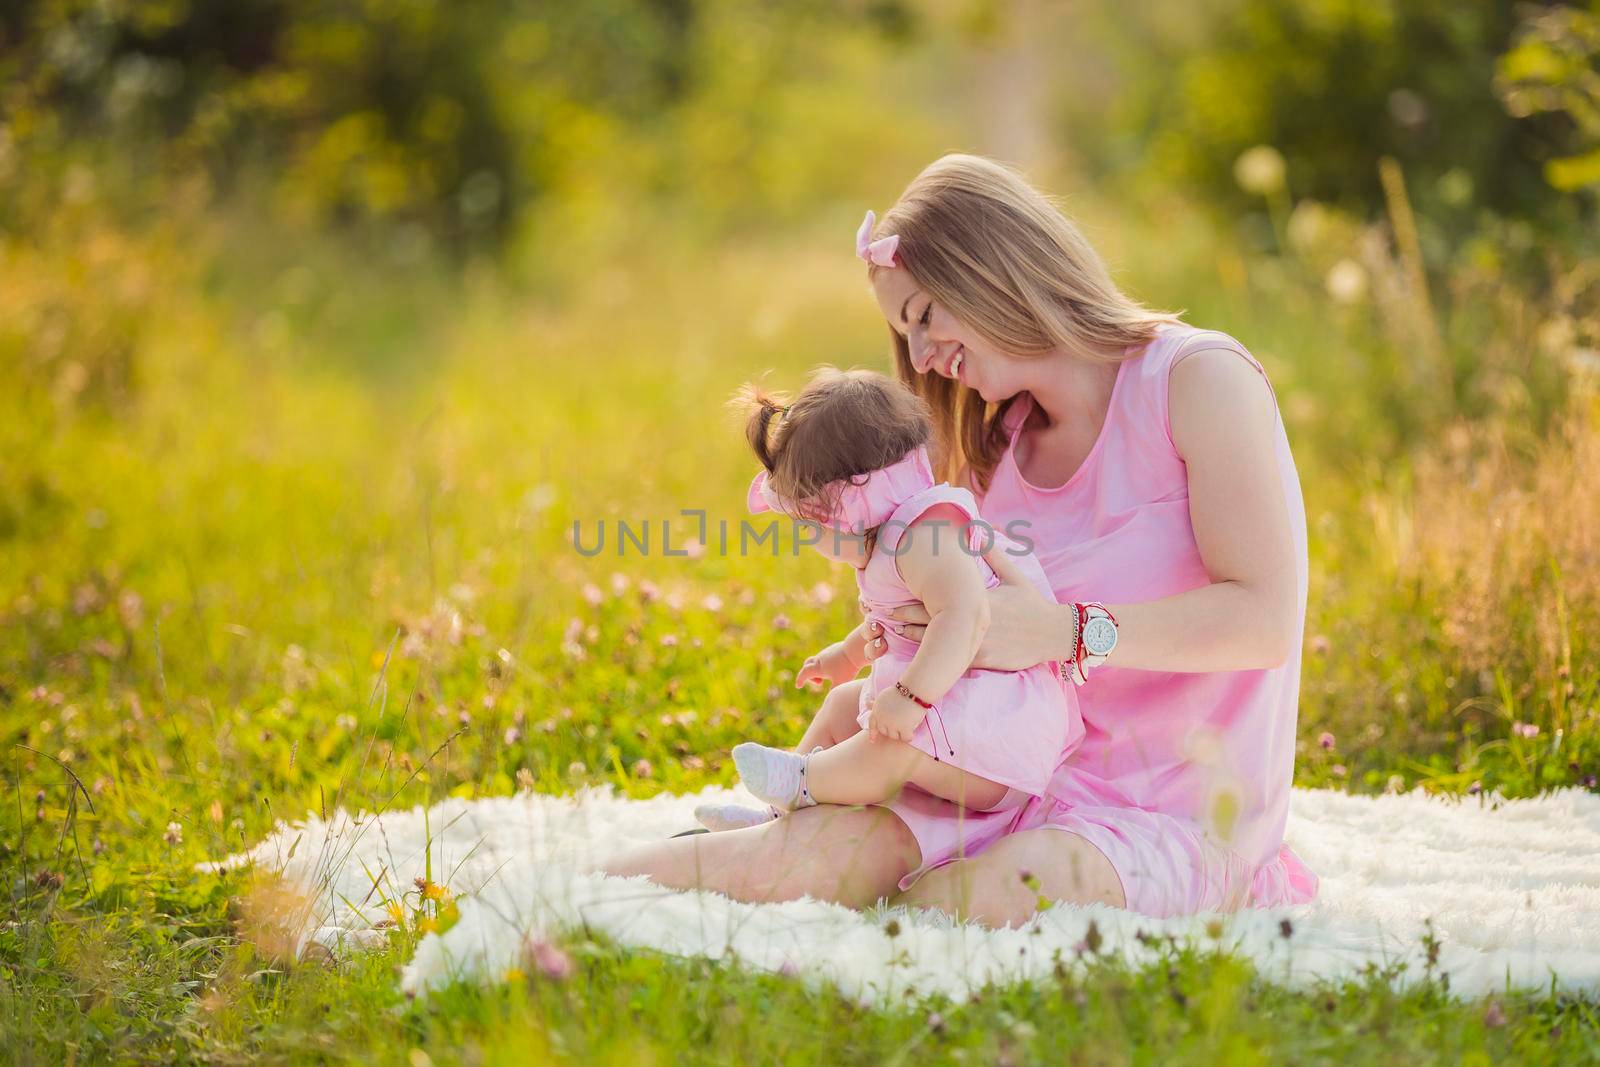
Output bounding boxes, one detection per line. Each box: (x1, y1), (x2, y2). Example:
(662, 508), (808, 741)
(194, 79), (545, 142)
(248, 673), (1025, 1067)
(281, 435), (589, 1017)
(855, 210), (899, 268)
(747, 446), (934, 534)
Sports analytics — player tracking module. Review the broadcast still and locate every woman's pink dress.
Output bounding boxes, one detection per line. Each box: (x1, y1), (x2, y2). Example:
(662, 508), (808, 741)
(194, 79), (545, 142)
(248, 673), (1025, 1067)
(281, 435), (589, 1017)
(881, 324), (1319, 914)
(854, 479), (1083, 799)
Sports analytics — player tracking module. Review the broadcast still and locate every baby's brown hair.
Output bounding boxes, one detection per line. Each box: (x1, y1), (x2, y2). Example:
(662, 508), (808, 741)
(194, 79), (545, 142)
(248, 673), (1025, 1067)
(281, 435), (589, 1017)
(732, 366), (932, 526)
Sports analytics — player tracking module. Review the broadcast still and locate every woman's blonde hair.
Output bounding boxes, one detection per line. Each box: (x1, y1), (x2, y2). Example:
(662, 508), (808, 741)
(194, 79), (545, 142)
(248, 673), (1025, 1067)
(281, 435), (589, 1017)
(866, 153), (1180, 491)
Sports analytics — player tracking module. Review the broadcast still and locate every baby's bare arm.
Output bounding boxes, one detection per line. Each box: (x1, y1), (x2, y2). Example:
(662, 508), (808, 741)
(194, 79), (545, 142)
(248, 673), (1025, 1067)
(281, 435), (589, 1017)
(891, 506), (990, 704)
(836, 619), (873, 670)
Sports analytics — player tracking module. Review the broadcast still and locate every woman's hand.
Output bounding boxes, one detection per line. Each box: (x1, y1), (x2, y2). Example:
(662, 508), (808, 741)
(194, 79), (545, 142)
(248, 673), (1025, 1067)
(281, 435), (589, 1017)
(796, 641), (865, 690)
(866, 685), (925, 743)
(861, 546), (1068, 672)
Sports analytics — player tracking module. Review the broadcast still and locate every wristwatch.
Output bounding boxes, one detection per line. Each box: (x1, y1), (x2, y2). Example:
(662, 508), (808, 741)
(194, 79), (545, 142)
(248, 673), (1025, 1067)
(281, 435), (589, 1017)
(1079, 603), (1119, 668)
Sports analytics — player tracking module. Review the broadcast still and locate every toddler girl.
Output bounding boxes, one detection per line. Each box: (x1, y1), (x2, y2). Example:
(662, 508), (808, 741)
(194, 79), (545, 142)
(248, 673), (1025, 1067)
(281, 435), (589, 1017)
(703, 367), (1083, 827)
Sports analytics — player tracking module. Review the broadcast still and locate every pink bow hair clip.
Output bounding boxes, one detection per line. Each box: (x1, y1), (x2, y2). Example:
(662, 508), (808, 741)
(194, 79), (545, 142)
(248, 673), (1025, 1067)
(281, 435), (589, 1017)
(855, 210), (900, 268)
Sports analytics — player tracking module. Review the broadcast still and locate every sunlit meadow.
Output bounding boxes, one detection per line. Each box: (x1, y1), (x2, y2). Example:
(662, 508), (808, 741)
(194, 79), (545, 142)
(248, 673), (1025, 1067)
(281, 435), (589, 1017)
(3, 1), (1599, 1062)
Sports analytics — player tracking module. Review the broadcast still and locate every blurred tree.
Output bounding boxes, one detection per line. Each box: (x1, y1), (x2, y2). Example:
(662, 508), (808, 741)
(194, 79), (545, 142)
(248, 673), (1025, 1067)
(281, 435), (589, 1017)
(1088, 0), (1589, 225)
(1496, 3), (1600, 195)
(0, 0), (920, 250)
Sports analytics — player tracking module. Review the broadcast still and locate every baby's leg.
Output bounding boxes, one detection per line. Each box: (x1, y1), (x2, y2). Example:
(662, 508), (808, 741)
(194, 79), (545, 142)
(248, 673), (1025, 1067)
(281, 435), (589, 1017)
(795, 678), (867, 753)
(734, 733), (1010, 811)
(803, 734), (1009, 810)
(698, 680), (868, 832)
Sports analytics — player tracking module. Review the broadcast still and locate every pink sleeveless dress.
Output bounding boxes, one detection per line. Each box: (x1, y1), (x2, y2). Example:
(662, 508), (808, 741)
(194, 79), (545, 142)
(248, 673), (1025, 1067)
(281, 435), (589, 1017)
(881, 324), (1319, 915)
(854, 483), (1083, 799)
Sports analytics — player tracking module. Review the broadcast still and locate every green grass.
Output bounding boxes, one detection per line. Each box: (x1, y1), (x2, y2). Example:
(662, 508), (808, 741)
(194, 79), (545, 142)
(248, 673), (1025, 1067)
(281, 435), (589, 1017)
(2, 199), (1597, 1063)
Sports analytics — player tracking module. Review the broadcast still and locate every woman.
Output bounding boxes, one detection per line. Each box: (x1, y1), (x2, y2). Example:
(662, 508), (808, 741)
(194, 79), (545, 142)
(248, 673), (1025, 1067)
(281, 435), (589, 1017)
(603, 154), (1317, 923)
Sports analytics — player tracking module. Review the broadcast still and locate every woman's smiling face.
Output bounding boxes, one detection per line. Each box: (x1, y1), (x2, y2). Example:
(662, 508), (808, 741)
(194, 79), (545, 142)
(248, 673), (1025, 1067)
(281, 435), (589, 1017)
(870, 268), (1021, 403)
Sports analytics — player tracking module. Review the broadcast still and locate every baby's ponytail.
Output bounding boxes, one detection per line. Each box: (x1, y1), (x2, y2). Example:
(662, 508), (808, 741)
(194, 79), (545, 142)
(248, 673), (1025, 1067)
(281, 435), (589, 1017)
(730, 381), (790, 472)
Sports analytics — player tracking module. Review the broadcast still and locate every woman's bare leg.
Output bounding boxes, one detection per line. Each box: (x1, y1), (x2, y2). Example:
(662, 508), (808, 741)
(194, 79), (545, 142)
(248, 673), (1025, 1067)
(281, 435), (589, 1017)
(891, 828), (1125, 926)
(794, 677), (867, 753)
(600, 802), (920, 908)
(801, 733), (1009, 810)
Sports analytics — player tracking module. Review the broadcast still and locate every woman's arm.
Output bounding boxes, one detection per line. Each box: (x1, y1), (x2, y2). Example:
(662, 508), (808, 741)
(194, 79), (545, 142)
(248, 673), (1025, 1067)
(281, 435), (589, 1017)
(870, 348), (1299, 673)
(1111, 347), (1299, 670)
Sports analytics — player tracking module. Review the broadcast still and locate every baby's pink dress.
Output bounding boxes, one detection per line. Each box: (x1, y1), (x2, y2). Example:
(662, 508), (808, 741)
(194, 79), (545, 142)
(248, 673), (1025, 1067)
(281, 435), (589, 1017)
(853, 475), (1083, 800)
(881, 325), (1319, 914)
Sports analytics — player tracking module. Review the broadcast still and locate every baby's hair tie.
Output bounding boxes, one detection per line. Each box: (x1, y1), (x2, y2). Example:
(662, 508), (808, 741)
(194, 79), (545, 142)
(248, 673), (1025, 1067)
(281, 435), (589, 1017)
(855, 210), (900, 268)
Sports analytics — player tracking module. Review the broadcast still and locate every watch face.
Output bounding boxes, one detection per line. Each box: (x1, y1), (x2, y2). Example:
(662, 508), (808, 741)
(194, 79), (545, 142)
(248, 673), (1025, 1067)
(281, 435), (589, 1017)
(1083, 616), (1118, 656)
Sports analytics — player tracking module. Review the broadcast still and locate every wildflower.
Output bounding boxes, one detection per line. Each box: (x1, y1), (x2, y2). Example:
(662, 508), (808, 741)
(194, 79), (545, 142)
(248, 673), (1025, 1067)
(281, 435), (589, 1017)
(631, 758), (654, 779)
(1331, 764), (1347, 778)
(609, 573), (630, 595)
(701, 593), (723, 612)
(1318, 731), (1336, 751)
(1483, 999), (1507, 1028)
(1324, 260), (1368, 304)
(504, 966), (526, 982)
(638, 579), (661, 603)
(927, 1011), (946, 1034)
(567, 761), (587, 777)
(659, 634), (678, 647)
(422, 881), (449, 902)
(1512, 721), (1540, 739)
(812, 582), (835, 605)
(1234, 145), (1286, 196)
(516, 767), (536, 791)
(1385, 774), (1405, 794)
(1468, 781), (1482, 795)
(778, 960), (799, 977)
(164, 821), (183, 845)
(504, 726), (522, 745)
(1583, 775), (1598, 790)
(582, 583), (604, 606)
(528, 938), (573, 981)
(1309, 634), (1330, 655)
(773, 613), (791, 630)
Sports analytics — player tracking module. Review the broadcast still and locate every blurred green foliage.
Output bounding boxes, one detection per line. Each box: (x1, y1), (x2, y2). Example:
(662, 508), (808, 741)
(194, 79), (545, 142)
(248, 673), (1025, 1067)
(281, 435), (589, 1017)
(1074, 0), (1598, 227)
(1496, 3), (1600, 191)
(0, 0), (927, 250)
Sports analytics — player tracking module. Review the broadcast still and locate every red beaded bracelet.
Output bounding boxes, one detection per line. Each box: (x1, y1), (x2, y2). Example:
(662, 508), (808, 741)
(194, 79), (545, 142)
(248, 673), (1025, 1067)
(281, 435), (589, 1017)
(894, 681), (934, 709)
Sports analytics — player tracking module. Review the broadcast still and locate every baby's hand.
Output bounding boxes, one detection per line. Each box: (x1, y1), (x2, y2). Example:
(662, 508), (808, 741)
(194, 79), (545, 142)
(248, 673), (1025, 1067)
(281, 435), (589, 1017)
(796, 641), (864, 690)
(867, 686), (926, 743)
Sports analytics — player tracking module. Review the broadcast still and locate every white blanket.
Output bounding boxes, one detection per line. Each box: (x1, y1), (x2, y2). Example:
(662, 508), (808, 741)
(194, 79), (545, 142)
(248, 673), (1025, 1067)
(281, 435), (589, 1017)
(205, 785), (1600, 1002)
